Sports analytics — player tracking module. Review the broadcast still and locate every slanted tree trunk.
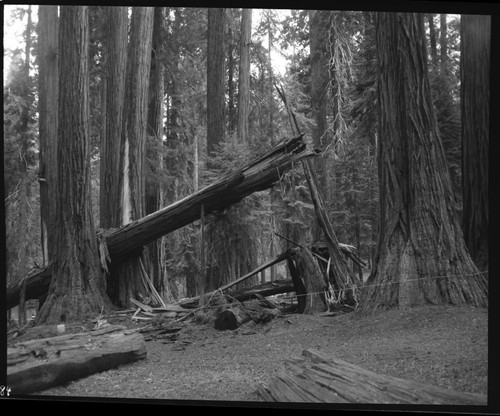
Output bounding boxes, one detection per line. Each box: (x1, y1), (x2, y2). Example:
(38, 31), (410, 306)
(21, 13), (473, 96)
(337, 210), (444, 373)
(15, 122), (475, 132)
(460, 14), (490, 273)
(113, 7), (154, 308)
(359, 13), (487, 314)
(36, 6), (111, 324)
(38, 6), (59, 270)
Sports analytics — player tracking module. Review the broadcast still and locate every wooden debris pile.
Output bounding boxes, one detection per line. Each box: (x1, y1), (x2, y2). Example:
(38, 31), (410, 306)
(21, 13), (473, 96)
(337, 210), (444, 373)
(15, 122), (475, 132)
(257, 349), (487, 404)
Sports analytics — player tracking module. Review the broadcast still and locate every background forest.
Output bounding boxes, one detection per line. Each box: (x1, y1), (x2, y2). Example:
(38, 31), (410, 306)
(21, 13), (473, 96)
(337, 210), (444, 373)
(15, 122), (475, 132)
(4, 6), (489, 325)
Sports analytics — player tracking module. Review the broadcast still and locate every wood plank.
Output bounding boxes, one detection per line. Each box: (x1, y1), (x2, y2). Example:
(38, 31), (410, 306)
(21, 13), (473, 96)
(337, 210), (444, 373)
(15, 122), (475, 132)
(7, 325), (147, 394)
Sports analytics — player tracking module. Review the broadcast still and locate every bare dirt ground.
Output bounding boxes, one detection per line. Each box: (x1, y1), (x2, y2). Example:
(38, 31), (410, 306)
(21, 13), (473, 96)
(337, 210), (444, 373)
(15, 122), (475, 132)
(12, 304), (488, 405)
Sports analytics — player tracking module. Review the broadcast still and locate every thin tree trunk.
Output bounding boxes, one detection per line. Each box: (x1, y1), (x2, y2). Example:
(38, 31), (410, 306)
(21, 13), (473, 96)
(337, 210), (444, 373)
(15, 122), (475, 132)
(359, 13), (487, 314)
(37, 6), (111, 324)
(460, 14), (490, 272)
(427, 14), (438, 68)
(237, 8), (252, 144)
(439, 14), (448, 73)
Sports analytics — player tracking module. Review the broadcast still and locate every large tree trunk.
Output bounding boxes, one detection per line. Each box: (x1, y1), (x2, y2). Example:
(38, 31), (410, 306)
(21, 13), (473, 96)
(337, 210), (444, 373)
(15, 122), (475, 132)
(237, 8), (252, 144)
(205, 8), (226, 293)
(206, 8), (226, 159)
(309, 10), (330, 241)
(460, 14), (490, 273)
(99, 6), (128, 230)
(36, 6), (111, 324)
(111, 7), (154, 308)
(145, 6), (167, 297)
(16, 5), (33, 326)
(38, 6), (59, 268)
(359, 13), (487, 314)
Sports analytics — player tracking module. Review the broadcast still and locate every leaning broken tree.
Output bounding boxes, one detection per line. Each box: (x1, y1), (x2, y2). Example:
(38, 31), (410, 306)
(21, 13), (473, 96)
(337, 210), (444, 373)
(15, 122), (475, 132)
(8, 134), (315, 309)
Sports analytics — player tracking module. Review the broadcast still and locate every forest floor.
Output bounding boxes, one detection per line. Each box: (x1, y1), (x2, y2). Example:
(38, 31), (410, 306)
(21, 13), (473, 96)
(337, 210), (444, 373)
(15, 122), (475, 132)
(12, 304), (488, 405)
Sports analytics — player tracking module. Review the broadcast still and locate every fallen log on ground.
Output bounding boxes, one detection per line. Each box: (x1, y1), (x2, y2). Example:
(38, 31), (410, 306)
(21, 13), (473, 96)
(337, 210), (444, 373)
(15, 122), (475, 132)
(177, 249), (293, 309)
(257, 348), (487, 404)
(6, 264), (52, 310)
(7, 325), (146, 394)
(8, 135), (314, 309)
(225, 279), (295, 303)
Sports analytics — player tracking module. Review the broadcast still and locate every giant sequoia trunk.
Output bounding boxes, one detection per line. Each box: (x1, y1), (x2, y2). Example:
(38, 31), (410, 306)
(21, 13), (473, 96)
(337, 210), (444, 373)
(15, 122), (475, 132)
(36, 6), (111, 324)
(111, 7), (154, 308)
(145, 7), (167, 298)
(99, 6), (128, 230)
(309, 10), (330, 241)
(460, 14), (490, 273)
(359, 13), (487, 313)
(38, 6), (59, 268)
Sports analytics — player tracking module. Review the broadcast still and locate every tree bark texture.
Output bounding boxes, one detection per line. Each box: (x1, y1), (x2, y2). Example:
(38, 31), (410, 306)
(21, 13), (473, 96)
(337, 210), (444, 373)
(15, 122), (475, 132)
(237, 8), (252, 144)
(309, 10), (330, 241)
(460, 14), (490, 273)
(36, 6), (111, 324)
(113, 7), (154, 308)
(38, 5), (59, 267)
(145, 6), (167, 296)
(359, 13), (487, 314)
(99, 6), (128, 230)
(294, 248), (328, 314)
(207, 8), (226, 159)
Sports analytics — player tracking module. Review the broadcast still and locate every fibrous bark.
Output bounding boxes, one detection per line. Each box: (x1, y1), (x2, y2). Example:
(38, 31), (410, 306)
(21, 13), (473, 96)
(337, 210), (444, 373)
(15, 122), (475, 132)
(359, 13), (487, 314)
(38, 5), (59, 267)
(460, 14), (490, 273)
(36, 6), (111, 324)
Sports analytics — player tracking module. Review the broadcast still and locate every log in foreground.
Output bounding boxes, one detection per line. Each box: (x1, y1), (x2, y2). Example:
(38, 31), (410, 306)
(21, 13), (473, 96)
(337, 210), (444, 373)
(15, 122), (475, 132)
(8, 135), (314, 309)
(257, 349), (487, 405)
(7, 325), (146, 394)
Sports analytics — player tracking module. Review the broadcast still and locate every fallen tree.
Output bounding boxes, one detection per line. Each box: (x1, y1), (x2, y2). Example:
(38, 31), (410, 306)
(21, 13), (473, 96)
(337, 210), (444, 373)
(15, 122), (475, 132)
(8, 135), (314, 309)
(7, 325), (146, 394)
(258, 348), (487, 404)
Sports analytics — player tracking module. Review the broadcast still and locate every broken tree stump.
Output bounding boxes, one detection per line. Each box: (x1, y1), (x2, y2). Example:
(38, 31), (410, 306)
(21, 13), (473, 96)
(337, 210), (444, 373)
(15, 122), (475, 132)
(7, 325), (147, 394)
(257, 349), (487, 405)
